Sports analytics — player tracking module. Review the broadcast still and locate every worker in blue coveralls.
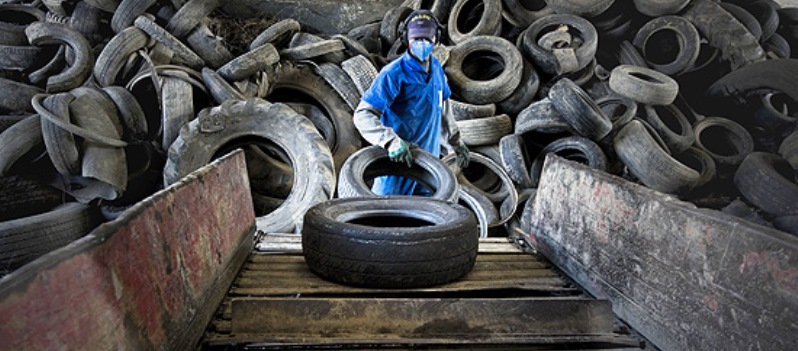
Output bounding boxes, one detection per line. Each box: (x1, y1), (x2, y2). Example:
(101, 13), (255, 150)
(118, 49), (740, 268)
(353, 9), (469, 196)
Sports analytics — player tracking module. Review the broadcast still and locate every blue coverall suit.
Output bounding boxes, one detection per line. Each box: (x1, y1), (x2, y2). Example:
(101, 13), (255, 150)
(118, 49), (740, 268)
(353, 52), (461, 196)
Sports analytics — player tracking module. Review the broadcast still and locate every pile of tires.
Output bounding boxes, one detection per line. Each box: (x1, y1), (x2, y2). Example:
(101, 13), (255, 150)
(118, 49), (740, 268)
(1, 0), (798, 277)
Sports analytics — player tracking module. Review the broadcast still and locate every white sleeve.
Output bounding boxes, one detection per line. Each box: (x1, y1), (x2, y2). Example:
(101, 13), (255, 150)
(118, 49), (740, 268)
(353, 100), (399, 148)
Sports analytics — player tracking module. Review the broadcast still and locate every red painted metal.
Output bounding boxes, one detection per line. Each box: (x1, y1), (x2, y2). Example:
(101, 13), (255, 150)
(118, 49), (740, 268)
(0, 150), (255, 350)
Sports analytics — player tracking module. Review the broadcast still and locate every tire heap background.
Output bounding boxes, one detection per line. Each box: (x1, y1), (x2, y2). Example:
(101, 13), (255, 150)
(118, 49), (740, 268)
(0, 0), (797, 276)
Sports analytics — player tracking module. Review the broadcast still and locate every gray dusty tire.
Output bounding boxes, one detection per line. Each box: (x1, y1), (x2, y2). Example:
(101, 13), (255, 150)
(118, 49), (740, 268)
(0, 76), (43, 113)
(25, 22), (93, 93)
(0, 203), (101, 272)
(0, 175), (63, 222)
(674, 146), (716, 188)
(522, 14), (598, 75)
(341, 55), (378, 96)
(642, 104), (695, 154)
(515, 98), (570, 134)
(379, 6), (413, 51)
(544, 0), (614, 17)
(447, 0), (503, 44)
(456, 114), (513, 146)
(102, 85), (148, 140)
(450, 99), (496, 121)
(93, 26), (149, 87)
(250, 18), (301, 50)
(133, 15), (205, 70)
(201, 67), (245, 104)
(609, 65), (679, 106)
(314, 62), (360, 111)
(780, 130), (798, 170)
(529, 136), (608, 187)
(633, 15), (701, 76)
(0, 114), (42, 176)
(458, 183), (498, 237)
(499, 134), (533, 188)
(614, 120), (700, 194)
(187, 24), (234, 69)
(549, 78), (611, 140)
(337, 145), (459, 202)
(39, 93), (80, 176)
(446, 35), (522, 104)
(216, 43), (279, 82)
(497, 60), (540, 115)
(734, 152), (798, 218)
(165, 0), (220, 38)
(633, 0), (690, 17)
(111, 0), (156, 33)
(0, 4), (44, 46)
(164, 98), (335, 234)
(693, 117), (754, 167)
(501, 0), (553, 28)
(302, 196), (478, 289)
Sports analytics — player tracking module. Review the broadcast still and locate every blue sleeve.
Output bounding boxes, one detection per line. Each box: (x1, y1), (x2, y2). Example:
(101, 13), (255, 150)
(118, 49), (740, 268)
(362, 66), (401, 114)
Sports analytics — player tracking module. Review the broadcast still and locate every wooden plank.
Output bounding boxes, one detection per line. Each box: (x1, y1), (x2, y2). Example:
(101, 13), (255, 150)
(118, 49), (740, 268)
(246, 252), (544, 264)
(527, 155), (798, 351)
(254, 236), (523, 254)
(230, 297), (615, 336)
(0, 150), (255, 351)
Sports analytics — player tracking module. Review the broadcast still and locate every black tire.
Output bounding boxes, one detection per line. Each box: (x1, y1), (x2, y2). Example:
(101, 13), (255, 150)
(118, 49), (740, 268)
(250, 18), (301, 50)
(0, 175), (63, 222)
(111, 0), (156, 33)
(736, 0), (780, 41)
(447, 0), (503, 44)
(347, 22), (381, 54)
(633, 0), (690, 17)
(720, 3), (763, 42)
(133, 15), (205, 70)
(40, 93), (80, 176)
(455, 152), (517, 219)
(682, 0), (765, 71)
(734, 152), (798, 218)
(0, 203), (101, 272)
(609, 65), (679, 106)
(264, 62), (360, 174)
(68, 1), (105, 45)
(522, 14), (598, 75)
(693, 117), (754, 167)
(314, 62), (360, 111)
(762, 32), (791, 59)
(216, 43), (279, 82)
(774, 215), (798, 236)
(0, 76), (42, 113)
(673, 146), (716, 188)
(497, 60), (540, 115)
(93, 26), (149, 87)
(102, 86), (148, 140)
(285, 102), (336, 149)
(642, 104), (695, 154)
(379, 6), (413, 51)
(456, 114), (513, 146)
(529, 136), (608, 187)
(302, 196), (478, 289)
(543, 0), (614, 17)
(0, 114), (41, 176)
(515, 97), (571, 134)
(549, 78), (612, 140)
(165, 0), (220, 38)
(613, 120), (700, 194)
(458, 182), (498, 237)
(752, 90), (798, 132)
(337, 145), (459, 202)
(501, 0), (552, 28)
(164, 98), (335, 234)
(633, 16), (701, 76)
(0, 44), (42, 71)
(446, 35), (522, 104)
(706, 59), (798, 104)
(499, 134), (533, 188)
(450, 99), (496, 121)
(779, 130), (798, 170)
(24, 22), (93, 93)
(201, 67), (245, 104)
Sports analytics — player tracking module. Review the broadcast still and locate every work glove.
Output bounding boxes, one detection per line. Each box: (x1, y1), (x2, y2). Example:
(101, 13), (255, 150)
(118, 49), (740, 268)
(455, 141), (470, 169)
(387, 138), (413, 168)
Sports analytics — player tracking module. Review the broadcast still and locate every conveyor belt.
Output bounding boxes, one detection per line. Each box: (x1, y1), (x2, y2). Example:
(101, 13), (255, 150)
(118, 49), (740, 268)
(201, 237), (645, 350)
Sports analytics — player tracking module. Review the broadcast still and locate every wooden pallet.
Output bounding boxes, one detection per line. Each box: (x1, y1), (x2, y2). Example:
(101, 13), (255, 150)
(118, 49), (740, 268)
(202, 237), (644, 350)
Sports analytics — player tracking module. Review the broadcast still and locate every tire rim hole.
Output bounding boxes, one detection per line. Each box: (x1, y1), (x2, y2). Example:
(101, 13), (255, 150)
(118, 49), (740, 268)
(553, 149), (589, 165)
(644, 30), (682, 66)
(628, 71), (664, 84)
(0, 11), (38, 25)
(599, 100), (628, 122)
(699, 126), (743, 157)
(654, 105), (685, 134)
(456, 0), (485, 34)
(768, 92), (797, 117)
(520, 0), (546, 11)
(462, 50), (505, 81)
(346, 214), (435, 228)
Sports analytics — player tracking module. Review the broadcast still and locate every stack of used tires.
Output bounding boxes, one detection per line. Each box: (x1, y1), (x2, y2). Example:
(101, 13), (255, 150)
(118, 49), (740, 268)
(1, 0), (798, 277)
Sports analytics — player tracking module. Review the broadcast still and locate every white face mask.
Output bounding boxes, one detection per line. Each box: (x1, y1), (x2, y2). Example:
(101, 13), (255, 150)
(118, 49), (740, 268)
(409, 39), (434, 62)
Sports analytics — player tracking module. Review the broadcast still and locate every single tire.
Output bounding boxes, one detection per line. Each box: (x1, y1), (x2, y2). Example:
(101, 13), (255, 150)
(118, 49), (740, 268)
(337, 145), (458, 202)
(164, 98), (335, 234)
(250, 18), (301, 50)
(633, 0), (690, 17)
(40, 93), (80, 176)
(752, 90), (798, 132)
(0, 175), (63, 222)
(762, 32), (791, 59)
(93, 26), (149, 87)
(446, 35), (522, 104)
(217, 43), (279, 82)
(450, 99), (496, 121)
(673, 146), (716, 187)
(693, 117), (754, 167)
(111, 0), (157, 33)
(280, 39), (346, 62)
(24, 22), (93, 93)
(734, 152), (798, 217)
(633, 16), (701, 76)
(165, 0), (220, 38)
(642, 104), (695, 154)
(0, 114), (41, 176)
(302, 196), (478, 289)
(529, 136), (607, 187)
(613, 120), (700, 194)
(515, 97), (570, 134)
(549, 78), (611, 140)
(499, 134), (534, 188)
(447, 0), (503, 44)
(456, 114), (513, 146)
(286, 102), (336, 148)
(0, 203), (101, 271)
(161, 71), (194, 152)
(341, 54), (378, 96)
(682, 0), (766, 71)
(347, 22), (381, 54)
(458, 182), (498, 237)
(706, 59), (798, 104)
(102, 85), (148, 140)
(720, 3), (763, 42)
(522, 14), (598, 75)
(133, 15), (205, 70)
(288, 32), (347, 64)
(609, 65), (679, 106)
(456, 152), (518, 225)
(314, 62), (360, 111)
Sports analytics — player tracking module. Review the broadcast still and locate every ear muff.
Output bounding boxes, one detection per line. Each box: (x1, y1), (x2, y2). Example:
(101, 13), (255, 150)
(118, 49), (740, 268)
(401, 10), (444, 46)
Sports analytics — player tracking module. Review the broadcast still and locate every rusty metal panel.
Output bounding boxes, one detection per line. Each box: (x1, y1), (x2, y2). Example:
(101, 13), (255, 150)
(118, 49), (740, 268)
(231, 297), (615, 336)
(527, 155), (798, 351)
(0, 150), (255, 351)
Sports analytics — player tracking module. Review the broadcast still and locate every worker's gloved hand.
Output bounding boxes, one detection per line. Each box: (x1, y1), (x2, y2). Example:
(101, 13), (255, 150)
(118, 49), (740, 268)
(387, 138), (413, 167)
(455, 142), (470, 169)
